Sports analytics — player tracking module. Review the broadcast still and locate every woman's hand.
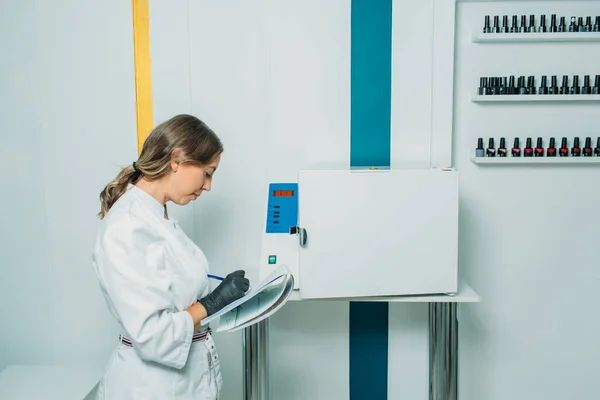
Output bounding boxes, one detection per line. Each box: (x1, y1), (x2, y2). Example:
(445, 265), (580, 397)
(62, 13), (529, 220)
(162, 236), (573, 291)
(198, 270), (250, 316)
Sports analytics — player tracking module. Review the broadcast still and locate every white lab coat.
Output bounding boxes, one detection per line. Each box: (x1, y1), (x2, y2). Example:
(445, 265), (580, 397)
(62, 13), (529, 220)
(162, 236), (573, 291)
(92, 184), (222, 399)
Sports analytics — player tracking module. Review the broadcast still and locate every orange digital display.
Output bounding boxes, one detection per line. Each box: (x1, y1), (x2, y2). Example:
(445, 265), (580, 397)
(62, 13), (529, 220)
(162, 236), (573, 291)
(273, 190), (294, 197)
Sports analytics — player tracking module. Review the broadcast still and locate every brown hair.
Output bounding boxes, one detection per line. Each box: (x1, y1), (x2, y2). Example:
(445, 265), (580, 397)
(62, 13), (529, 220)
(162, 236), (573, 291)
(98, 114), (223, 219)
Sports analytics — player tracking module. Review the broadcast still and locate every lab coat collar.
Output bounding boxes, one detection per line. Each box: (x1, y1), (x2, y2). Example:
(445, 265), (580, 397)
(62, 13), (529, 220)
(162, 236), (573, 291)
(127, 184), (168, 220)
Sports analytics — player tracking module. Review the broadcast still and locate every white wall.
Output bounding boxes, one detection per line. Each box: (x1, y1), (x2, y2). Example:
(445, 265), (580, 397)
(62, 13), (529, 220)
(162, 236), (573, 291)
(0, 0), (137, 370)
(454, 1), (600, 399)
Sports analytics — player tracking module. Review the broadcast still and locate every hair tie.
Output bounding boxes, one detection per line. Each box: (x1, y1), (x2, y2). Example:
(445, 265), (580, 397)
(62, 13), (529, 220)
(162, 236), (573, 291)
(131, 161), (142, 183)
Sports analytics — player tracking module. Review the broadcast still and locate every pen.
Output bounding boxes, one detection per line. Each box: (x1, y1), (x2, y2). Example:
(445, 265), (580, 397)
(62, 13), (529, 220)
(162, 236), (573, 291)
(208, 274), (224, 281)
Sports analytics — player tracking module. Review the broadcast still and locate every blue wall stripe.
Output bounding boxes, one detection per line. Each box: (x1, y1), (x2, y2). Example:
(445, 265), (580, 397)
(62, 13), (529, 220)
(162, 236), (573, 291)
(349, 0), (392, 399)
(350, 0), (392, 168)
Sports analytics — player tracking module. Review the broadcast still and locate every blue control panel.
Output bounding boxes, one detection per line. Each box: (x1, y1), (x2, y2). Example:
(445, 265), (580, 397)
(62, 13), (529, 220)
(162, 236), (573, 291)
(266, 183), (298, 233)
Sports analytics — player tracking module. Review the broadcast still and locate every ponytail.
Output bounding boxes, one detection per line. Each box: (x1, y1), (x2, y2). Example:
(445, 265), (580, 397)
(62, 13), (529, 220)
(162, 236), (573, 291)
(98, 165), (139, 219)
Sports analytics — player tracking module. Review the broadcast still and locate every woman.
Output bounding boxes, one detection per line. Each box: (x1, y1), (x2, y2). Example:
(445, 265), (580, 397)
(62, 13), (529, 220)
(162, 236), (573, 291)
(92, 114), (249, 399)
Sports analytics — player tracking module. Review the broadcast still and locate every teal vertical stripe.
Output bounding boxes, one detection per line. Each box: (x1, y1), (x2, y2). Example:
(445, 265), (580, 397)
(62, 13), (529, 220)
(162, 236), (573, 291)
(349, 0), (392, 399)
(350, 0), (392, 167)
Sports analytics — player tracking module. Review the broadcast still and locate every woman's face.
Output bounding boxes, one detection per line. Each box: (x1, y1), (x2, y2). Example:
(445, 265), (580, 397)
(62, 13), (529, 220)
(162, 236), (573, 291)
(168, 153), (221, 205)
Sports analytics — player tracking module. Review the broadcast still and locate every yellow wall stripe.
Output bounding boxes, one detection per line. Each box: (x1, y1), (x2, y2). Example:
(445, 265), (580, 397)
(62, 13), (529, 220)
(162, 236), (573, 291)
(132, 0), (153, 155)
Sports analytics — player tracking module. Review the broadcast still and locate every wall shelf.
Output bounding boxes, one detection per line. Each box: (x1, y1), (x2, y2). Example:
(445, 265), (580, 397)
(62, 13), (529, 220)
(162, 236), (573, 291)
(472, 32), (600, 43)
(470, 151), (600, 165)
(472, 94), (600, 102)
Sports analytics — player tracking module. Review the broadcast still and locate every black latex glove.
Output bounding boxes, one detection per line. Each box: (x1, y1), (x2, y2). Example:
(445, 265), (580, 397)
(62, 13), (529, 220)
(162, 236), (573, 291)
(198, 270), (250, 316)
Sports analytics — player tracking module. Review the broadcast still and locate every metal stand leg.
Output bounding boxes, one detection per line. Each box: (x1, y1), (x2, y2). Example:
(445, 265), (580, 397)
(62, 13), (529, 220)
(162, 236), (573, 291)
(243, 319), (270, 400)
(428, 302), (458, 400)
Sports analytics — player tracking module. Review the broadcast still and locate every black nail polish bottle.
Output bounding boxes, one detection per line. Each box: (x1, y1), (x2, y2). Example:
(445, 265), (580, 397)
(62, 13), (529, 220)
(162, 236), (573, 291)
(486, 138), (496, 157)
(527, 76), (536, 95)
(572, 137), (581, 157)
(511, 15), (518, 33)
(549, 75), (558, 94)
(594, 16), (600, 32)
(535, 137), (544, 157)
(478, 77), (487, 95)
(507, 76), (516, 95)
(592, 75), (600, 94)
(584, 137), (593, 156)
(547, 138), (557, 157)
(571, 75), (581, 95)
(512, 138), (521, 157)
(494, 77), (502, 95)
(559, 137), (569, 157)
(518, 76), (527, 95)
(550, 14), (557, 32)
(493, 16), (500, 33)
(476, 138), (485, 157)
(484, 15), (491, 33)
(569, 16), (577, 32)
(585, 16), (593, 32)
(578, 17), (585, 32)
(524, 137), (533, 157)
(560, 75), (569, 94)
(559, 16), (567, 32)
(499, 77), (507, 95)
(498, 137), (507, 157)
(582, 75), (591, 94)
(520, 15), (527, 33)
(594, 137), (600, 156)
(539, 15), (547, 32)
(539, 76), (548, 95)
(529, 15), (537, 32)
(502, 15), (509, 33)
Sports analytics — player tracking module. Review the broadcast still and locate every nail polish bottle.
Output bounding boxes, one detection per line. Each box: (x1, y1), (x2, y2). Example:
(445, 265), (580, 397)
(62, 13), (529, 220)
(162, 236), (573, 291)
(529, 15), (537, 32)
(511, 15), (518, 33)
(484, 15), (491, 33)
(571, 137), (581, 157)
(560, 75), (569, 94)
(594, 137), (600, 156)
(486, 138), (496, 157)
(578, 17), (585, 32)
(518, 76), (528, 95)
(520, 15), (527, 33)
(524, 137), (533, 157)
(558, 16), (567, 32)
(478, 77), (487, 95)
(494, 16), (500, 33)
(585, 16), (593, 32)
(569, 16), (577, 32)
(539, 76), (548, 95)
(592, 75), (600, 94)
(476, 138), (485, 157)
(582, 75), (591, 94)
(539, 15), (547, 32)
(507, 76), (516, 95)
(527, 76), (536, 95)
(583, 137), (593, 157)
(498, 137), (507, 157)
(502, 15), (509, 33)
(547, 137), (557, 157)
(550, 14), (557, 32)
(571, 75), (581, 95)
(498, 77), (507, 95)
(511, 138), (521, 157)
(594, 16), (600, 32)
(559, 137), (569, 157)
(493, 77), (502, 95)
(534, 137), (544, 157)
(549, 75), (558, 94)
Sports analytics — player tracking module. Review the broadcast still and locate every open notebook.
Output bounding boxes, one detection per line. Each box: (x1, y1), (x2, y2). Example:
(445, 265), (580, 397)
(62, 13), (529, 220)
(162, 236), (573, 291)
(201, 265), (295, 332)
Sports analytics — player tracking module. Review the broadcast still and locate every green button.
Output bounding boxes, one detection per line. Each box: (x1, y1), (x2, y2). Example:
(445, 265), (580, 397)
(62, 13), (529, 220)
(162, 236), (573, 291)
(268, 255), (277, 264)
